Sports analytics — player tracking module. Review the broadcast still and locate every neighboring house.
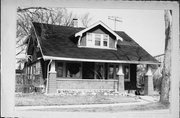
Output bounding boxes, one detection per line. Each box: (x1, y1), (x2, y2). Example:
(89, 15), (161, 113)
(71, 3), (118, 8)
(16, 54), (26, 71)
(24, 20), (159, 94)
(153, 54), (165, 76)
(154, 54), (164, 69)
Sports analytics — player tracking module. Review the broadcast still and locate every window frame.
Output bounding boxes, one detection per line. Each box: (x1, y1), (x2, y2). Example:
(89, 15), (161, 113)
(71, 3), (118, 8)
(94, 33), (101, 46)
(102, 34), (109, 47)
(95, 63), (105, 79)
(55, 61), (64, 78)
(123, 64), (130, 82)
(86, 33), (109, 48)
(108, 63), (116, 79)
(55, 61), (82, 79)
(86, 33), (94, 47)
(66, 62), (82, 78)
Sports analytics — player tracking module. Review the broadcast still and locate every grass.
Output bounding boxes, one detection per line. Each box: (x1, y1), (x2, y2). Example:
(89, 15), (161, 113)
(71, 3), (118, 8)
(25, 102), (169, 112)
(15, 92), (169, 112)
(15, 92), (138, 106)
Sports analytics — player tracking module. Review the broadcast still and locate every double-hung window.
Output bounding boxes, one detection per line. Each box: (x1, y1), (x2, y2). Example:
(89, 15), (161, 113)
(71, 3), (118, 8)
(103, 34), (108, 47)
(95, 34), (101, 46)
(123, 64), (130, 82)
(56, 62), (63, 77)
(87, 33), (93, 46)
(86, 33), (109, 48)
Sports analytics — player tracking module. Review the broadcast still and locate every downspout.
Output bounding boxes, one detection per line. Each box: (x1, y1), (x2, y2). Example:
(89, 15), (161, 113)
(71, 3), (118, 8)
(45, 59), (52, 94)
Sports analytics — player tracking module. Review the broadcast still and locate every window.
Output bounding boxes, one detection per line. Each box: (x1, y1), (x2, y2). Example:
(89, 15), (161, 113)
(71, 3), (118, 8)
(107, 64), (119, 79)
(103, 34), (108, 47)
(33, 65), (36, 75)
(95, 34), (101, 46)
(55, 62), (82, 78)
(123, 64), (130, 81)
(36, 62), (41, 74)
(95, 63), (104, 79)
(87, 33), (93, 46)
(86, 33), (109, 48)
(115, 65), (119, 79)
(66, 63), (81, 78)
(108, 64), (114, 79)
(56, 62), (63, 77)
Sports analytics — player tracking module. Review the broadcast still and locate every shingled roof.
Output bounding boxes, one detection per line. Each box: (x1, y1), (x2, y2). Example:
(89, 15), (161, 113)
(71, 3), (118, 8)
(32, 22), (159, 64)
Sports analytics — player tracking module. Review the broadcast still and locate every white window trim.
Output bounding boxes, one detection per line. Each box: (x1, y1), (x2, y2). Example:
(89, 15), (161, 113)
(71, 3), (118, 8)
(86, 33), (94, 47)
(86, 33), (110, 49)
(94, 33), (101, 46)
(78, 45), (117, 50)
(75, 21), (123, 41)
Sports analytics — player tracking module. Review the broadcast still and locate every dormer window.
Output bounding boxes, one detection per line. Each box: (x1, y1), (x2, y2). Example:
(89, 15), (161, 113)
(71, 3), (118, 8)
(87, 33), (109, 48)
(76, 21), (123, 49)
(103, 34), (108, 47)
(95, 34), (101, 46)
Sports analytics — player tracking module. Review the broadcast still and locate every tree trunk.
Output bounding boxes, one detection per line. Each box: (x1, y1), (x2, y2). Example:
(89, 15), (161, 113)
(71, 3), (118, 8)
(160, 10), (172, 104)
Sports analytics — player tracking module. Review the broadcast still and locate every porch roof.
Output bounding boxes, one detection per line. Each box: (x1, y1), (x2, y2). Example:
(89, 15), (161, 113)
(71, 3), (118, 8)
(32, 22), (159, 65)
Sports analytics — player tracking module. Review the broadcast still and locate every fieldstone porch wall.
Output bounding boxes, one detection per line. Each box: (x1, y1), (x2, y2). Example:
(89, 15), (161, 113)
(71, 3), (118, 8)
(56, 78), (118, 90)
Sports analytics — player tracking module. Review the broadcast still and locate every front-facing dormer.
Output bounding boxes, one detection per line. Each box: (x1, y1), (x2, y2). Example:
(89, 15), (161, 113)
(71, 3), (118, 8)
(75, 21), (123, 50)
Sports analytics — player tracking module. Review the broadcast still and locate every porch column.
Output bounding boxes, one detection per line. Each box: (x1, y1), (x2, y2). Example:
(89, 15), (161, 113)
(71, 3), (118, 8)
(48, 60), (57, 93)
(144, 65), (154, 95)
(117, 64), (124, 92)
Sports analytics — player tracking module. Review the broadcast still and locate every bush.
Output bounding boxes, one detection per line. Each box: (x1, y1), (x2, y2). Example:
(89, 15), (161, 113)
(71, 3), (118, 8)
(153, 75), (162, 92)
(15, 74), (44, 93)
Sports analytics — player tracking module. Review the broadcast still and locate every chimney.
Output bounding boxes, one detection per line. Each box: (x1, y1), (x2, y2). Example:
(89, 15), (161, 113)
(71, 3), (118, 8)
(72, 18), (78, 27)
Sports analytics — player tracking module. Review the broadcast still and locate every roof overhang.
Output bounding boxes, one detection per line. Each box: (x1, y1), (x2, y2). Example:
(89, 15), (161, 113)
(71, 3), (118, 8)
(75, 21), (123, 41)
(43, 55), (160, 65)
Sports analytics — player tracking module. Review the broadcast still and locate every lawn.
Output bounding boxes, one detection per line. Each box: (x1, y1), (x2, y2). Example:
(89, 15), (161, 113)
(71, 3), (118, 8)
(29, 102), (169, 112)
(15, 92), (138, 106)
(15, 92), (169, 112)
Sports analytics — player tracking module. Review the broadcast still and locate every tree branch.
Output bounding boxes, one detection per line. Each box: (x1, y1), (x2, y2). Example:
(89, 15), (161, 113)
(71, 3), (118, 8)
(17, 7), (50, 12)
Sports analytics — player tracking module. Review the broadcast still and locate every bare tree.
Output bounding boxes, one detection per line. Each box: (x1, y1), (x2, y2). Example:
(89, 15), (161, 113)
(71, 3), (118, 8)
(160, 10), (172, 104)
(80, 13), (92, 28)
(16, 7), (92, 57)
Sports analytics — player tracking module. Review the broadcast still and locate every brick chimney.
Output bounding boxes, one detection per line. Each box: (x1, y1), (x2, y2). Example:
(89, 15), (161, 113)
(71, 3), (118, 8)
(72, 18), (78, 27)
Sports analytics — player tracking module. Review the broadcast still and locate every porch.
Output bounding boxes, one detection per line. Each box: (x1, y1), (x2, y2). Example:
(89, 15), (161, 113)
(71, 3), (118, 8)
(46, 60), (153, 95)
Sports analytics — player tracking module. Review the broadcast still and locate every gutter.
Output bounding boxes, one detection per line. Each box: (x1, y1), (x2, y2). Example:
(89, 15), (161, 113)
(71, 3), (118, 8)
(45, 59), (52, 94)
(43, 55), (161, 65)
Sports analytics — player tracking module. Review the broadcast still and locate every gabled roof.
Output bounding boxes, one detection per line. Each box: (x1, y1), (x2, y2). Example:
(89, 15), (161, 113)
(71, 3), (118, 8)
(75, 21), (123, 41)
(31, 22), (159, 65)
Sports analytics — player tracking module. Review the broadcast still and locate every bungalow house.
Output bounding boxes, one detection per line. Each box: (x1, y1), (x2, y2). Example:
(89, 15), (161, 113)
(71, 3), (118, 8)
(24, 20), (159, 95)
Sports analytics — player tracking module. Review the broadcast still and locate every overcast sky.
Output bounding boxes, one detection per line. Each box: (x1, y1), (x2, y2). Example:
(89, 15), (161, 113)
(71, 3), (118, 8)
(67, 8), (165, 56)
